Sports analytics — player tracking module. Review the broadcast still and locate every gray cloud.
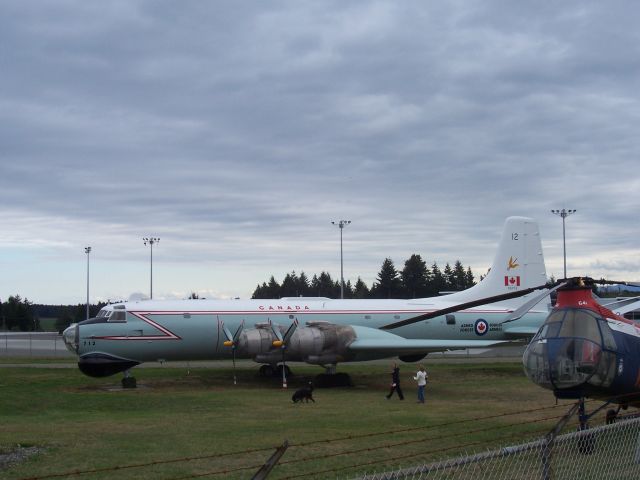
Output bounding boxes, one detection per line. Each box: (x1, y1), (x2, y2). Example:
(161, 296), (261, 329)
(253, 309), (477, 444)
(1, 1), (639, 303)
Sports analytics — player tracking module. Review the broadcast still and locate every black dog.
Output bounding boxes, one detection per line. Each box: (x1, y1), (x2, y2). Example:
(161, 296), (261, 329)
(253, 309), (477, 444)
(292, 382), (315, 403)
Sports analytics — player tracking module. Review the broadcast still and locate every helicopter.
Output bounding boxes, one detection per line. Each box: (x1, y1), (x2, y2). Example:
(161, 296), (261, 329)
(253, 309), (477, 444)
(522, 276), (640, 426)
(386, 276), (640, 428)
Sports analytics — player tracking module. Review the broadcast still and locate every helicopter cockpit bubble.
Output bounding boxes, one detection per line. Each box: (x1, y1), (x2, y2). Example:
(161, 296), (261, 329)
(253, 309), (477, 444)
(523, 308), (618, 396)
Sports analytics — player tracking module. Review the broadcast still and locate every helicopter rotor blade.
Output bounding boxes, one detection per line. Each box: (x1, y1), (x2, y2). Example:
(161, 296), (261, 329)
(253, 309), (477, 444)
(381, 283), (551, 330)
(501, 281), (568, 324)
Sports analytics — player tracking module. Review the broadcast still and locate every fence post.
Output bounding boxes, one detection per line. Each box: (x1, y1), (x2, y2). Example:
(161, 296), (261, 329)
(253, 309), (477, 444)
(542, 402), (579, 480)
(252, 440), (289, 480)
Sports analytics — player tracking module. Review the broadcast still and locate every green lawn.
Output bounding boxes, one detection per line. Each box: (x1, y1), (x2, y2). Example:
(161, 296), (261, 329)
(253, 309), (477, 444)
(0, 361), (589, 479)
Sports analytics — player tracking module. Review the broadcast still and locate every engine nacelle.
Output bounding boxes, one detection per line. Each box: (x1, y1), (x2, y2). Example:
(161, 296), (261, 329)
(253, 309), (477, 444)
(236, 321), (356, 364)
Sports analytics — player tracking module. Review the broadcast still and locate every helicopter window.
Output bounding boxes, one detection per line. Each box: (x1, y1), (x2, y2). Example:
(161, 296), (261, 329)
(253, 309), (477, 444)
(536, 321), (561, 340)
(598, 320), (617, 350)
(558, 309), (602, 344)
(546, 310), (566, 324)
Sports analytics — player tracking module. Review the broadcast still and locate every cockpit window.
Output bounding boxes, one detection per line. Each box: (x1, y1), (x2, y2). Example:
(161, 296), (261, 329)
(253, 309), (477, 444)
(546, 310), (566, 324)
(108, 311), (126, 322)
(558, 309), (602, 344)
(97, 309), (108, 318)
(599, 320), (617, 350)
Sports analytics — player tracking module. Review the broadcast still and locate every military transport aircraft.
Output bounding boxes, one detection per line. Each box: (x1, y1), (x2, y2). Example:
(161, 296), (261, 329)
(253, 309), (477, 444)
(62, 216), (550, 386)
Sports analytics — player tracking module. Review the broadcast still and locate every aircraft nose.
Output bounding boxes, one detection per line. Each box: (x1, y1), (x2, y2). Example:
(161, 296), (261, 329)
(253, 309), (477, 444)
(523, 337), (604, 391)
(62, 323), (79, 354)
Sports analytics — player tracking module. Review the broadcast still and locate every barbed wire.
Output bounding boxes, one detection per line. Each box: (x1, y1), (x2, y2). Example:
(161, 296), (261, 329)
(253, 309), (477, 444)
(19, 396), (617, 480)
(276, 423), (556, 479)
(164, 410), (572, 480)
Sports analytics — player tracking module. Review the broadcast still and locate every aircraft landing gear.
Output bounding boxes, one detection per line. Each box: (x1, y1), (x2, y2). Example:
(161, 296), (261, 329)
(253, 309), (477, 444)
(258, 364), (293, 378)
(121, 369), (137, 389)
(314, 364), (352, 388)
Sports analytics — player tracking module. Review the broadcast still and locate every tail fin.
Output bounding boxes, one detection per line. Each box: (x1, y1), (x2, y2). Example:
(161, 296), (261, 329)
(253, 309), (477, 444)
(445, 216), (547, 303)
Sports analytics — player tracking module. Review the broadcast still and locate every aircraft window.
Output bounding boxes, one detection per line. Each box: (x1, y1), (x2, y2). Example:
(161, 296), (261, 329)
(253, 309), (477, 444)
(108, 311), (126, 322)
(558, 310), (602, 343)
(97, 310), (107, 318)
(598, 320), (617, 351)
(446, 315), (456, 325)
(588, 350), (616, 388)
(546, 310), (566, 324)
(183, 313), (191, 319)
(537, 321), (561, 339)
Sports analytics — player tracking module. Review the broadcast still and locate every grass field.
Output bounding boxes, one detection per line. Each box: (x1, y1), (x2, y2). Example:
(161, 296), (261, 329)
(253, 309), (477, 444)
(0, 360), (593, 479)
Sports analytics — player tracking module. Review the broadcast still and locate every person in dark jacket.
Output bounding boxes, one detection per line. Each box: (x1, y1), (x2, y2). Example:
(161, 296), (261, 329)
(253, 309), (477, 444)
(385, 362), (404, 400)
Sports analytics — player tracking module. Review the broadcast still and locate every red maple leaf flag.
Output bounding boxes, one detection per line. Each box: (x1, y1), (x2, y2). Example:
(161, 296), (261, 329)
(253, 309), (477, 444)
(504, 276), (521, 286)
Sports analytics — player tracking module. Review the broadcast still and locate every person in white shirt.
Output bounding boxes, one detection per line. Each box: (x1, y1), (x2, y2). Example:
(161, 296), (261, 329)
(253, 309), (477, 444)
(413, 365), (428, 403)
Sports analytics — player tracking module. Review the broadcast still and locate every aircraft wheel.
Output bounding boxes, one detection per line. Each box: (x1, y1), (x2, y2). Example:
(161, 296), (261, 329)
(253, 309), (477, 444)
(259, 364), (275, 377)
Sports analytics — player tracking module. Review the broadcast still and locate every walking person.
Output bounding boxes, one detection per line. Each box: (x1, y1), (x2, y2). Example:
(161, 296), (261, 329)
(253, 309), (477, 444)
(414, 365), (427, 403)
(386, 362), (404, 400)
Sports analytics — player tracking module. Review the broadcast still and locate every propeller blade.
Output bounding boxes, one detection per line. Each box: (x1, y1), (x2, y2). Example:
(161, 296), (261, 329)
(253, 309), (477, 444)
(232, 320), (245, 343)
(222, 324), (233, 343)
(283, 318), (299, 344)
(381, 283), (550, 330)
(270, 320), (284, 343)
(595, 279), (640, 288)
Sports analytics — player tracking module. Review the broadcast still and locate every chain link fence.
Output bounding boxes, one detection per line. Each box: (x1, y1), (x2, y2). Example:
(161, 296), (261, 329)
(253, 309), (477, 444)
(1, 332), (72, 357)
(351, 416), (640, 480)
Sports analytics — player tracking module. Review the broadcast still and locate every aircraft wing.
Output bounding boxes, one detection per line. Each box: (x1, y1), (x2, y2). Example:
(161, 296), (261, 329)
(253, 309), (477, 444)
(348, 326), (511, 355)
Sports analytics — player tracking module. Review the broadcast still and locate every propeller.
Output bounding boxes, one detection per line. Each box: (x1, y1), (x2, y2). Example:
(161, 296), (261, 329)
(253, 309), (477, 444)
(221, 318), (244, 385)
(270, 318), (298, 388)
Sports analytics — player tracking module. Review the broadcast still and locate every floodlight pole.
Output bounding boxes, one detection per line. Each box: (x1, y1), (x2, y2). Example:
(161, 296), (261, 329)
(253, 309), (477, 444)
(85, 246), (91, 320)
(143, 237), (160, 299)
(331, 220), (351, 299)
(551, 209), (576, 279)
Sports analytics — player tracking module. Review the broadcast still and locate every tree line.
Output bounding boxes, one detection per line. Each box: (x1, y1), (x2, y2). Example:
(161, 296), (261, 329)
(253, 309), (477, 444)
(252, 254), (476, 299)
(1, 295), (105, 332)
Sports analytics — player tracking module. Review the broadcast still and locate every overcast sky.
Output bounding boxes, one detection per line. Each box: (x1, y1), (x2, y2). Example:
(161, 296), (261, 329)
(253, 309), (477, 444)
(1, 1), (639, 305)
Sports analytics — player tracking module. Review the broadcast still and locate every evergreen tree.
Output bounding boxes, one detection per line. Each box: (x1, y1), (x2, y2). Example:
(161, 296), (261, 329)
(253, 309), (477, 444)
(443, 263), (454, 291)
(452, 260), (467, 291)
(401, 254), (430, 298)
(297, 271), (311, 297)
(313, 272), (336, 297)
(353, 277), (370, 299)
(4, 295), (35, 332)
(266, 276), (281, 298)
(372, 258), (402, 299)
(430, 262), (445, 295)
(252, 282), (269, 299)
(280, 271), (299, 297)
(465, 266), (475, 288)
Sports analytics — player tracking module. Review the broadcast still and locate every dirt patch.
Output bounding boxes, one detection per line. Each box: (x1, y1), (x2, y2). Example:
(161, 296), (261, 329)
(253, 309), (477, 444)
(0, 445), (45, 471)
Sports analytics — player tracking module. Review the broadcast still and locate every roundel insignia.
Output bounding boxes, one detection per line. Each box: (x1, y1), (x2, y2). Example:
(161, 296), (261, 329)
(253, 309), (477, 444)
(474, 319), (488, 336)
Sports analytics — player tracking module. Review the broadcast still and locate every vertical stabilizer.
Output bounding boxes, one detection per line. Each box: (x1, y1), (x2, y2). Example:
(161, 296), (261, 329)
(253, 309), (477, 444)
(444, 217), (547, 303)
